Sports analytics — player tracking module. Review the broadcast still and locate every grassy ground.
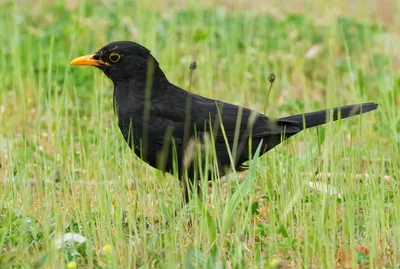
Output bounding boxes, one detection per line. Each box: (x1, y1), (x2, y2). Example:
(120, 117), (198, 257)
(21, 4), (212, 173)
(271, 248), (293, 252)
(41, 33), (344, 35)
(0, 0), (399, 268)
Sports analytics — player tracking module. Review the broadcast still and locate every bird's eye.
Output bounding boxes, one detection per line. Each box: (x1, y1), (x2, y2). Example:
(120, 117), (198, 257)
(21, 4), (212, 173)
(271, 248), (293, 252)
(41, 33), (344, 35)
(109, 52), (121, 63)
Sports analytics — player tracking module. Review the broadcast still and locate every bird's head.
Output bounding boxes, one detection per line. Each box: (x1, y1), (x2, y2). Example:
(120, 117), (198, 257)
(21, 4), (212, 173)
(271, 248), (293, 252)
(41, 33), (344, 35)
(70, 41), (164, 83)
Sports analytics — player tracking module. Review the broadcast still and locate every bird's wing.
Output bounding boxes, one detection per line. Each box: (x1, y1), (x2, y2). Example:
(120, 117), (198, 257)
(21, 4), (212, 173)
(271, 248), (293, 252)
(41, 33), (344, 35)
(146, 86), (302, 173)
(151, 86), (301, 145)
(194, 98), (300, 142)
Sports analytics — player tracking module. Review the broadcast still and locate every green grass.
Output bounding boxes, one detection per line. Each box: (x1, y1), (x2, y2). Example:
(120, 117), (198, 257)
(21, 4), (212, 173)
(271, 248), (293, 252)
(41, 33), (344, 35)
(0, 0), (399, 268)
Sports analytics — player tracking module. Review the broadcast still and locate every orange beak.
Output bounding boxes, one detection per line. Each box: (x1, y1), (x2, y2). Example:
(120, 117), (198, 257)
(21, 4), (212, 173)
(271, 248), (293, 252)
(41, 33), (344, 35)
(70, 54), (110, 66)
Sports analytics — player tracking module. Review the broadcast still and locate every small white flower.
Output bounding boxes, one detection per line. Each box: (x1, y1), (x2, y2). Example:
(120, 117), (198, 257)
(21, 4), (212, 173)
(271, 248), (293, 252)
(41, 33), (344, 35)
(55, 233), (87, 249)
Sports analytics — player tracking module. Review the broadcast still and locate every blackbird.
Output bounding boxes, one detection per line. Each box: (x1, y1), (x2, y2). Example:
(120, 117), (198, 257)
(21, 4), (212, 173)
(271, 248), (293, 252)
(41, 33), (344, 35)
(71, 41), (378, 201)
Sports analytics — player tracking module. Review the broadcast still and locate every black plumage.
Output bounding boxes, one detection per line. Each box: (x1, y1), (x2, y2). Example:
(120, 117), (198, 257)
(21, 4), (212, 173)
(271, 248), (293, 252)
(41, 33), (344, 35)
(71, 41), (378, 200)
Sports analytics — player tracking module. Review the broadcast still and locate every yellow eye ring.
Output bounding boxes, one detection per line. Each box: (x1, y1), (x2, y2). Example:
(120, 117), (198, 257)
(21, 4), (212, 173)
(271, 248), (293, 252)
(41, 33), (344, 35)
(109, 52), (120, 63)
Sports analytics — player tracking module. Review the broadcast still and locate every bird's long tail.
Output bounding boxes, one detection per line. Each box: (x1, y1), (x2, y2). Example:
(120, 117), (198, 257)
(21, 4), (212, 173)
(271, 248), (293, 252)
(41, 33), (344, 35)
(278, 102), (378, 130)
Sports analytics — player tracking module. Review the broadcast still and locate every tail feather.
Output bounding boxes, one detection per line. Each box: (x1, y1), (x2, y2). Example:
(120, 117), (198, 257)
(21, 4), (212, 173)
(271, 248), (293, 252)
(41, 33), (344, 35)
(279, 102), (378, 130)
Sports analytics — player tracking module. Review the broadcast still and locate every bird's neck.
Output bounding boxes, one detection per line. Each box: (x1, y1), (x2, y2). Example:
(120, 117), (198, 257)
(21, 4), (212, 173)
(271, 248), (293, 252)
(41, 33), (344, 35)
(112, 71), (169, 118)
(115, 73), (167, 97)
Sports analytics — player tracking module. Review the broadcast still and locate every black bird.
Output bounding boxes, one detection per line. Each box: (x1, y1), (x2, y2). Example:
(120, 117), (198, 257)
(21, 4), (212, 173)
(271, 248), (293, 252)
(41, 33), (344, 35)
(70, 41), (378, 201)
